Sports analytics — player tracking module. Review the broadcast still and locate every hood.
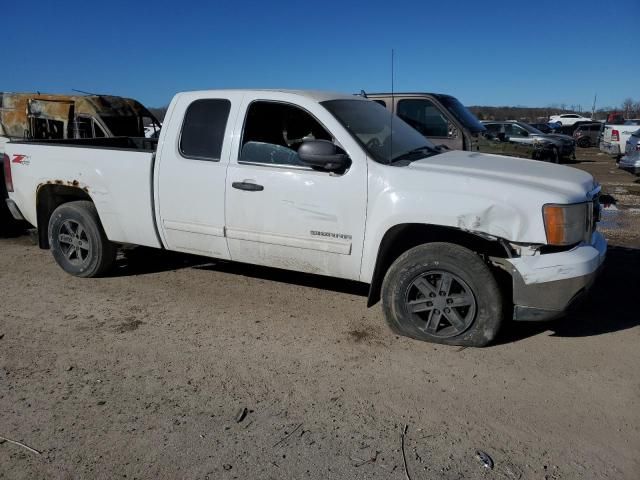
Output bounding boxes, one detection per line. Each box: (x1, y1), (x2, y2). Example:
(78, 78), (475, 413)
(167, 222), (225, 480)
(407, 150), (596, 200)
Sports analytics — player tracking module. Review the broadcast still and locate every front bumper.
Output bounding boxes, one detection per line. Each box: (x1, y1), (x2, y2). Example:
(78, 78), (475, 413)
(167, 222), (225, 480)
(504, 232), (607, 321)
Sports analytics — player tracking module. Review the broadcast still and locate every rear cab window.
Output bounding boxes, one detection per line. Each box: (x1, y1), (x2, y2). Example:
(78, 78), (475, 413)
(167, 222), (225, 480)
(180, 99), (231, 161)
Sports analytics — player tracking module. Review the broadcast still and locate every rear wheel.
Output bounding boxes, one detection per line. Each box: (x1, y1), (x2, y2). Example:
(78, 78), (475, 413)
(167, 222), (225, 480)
(550, 146), (561, 163)
(381, 243), (503, 347)
(48, 201), (116, 277)
(577, 137), (590, 148)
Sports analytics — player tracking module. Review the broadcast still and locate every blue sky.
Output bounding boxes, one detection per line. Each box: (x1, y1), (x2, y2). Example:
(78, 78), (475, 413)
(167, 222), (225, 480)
(4, 0), (638, 109)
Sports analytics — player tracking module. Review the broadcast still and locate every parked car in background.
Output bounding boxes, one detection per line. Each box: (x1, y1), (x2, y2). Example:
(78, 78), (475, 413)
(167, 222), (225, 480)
(364, 92), (561, 161)
(554, 120), (602, 136)
(529, 123), (552, 133)
(0, 92), (161, 234)
(363, 92), (488, 152)
(573, 123), (603, 147)
(600, 120), (640, 159)
(482, 121), (576, 162)
(549, 113), (593, 126)
(618, 128), (640, 174)
(4, 89), (606, 347)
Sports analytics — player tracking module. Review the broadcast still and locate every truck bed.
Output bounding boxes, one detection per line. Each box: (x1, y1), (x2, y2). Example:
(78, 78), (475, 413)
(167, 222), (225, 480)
(6, 139), (161, 248)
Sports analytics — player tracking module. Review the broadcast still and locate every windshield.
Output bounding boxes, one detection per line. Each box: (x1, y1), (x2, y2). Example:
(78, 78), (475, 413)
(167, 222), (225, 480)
(322, 99), (438, 164)
(517, 122), (545, 135)
(433, 95), (486, 133)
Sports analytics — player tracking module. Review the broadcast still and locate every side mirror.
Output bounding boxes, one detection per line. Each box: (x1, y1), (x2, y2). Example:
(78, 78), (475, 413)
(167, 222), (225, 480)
(298, 140), (350, 171)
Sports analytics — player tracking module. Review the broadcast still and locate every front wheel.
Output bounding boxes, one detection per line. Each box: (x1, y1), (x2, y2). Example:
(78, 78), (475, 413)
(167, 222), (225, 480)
(381, 243), (503, 347)
(48, 201), (117, 277)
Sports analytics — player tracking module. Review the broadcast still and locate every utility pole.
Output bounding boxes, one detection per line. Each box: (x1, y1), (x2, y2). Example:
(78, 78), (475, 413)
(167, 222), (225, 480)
(591, 93), (597, 120)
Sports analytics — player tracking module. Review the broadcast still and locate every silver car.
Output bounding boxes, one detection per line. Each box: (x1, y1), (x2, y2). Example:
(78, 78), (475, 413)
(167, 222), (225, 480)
(619, 128), (640, 175)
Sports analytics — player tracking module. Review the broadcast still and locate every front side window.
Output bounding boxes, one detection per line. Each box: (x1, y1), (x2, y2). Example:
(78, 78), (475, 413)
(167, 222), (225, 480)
(240, 101), (334, 167)
(397, 99), (452, 137)
(180, 99), (231, 161)
(506, 124), (528, 137)
(484, 123), (502, 134)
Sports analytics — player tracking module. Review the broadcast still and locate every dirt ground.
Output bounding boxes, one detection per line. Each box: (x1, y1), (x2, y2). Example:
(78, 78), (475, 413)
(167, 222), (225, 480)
(1, 150), (638, 480)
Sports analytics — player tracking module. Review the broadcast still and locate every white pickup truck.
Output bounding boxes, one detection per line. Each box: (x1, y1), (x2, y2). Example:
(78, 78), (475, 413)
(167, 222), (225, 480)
(3, 90), (606, 347)
(599, 120), (640, 158)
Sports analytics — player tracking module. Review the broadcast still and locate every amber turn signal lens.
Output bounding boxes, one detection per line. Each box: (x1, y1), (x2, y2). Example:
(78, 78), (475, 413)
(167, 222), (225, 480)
(543, 203), (588, 246)
(543, 205), (566, 245)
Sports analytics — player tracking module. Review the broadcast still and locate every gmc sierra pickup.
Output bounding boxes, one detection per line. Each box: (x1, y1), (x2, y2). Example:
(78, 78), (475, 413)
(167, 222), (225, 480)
(4, 90), (606, 346)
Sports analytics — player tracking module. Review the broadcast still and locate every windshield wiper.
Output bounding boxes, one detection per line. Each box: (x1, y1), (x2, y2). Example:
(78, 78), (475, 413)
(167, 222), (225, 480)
(390, 145), (439, 164)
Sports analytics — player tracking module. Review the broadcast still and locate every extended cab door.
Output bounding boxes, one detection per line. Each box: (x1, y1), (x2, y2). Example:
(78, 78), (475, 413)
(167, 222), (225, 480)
(224, 94), (367, 281)
(155, 92), (243, 258)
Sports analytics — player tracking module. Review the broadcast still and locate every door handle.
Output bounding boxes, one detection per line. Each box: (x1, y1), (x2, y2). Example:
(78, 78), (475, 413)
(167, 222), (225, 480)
(232, 181), (264, 192)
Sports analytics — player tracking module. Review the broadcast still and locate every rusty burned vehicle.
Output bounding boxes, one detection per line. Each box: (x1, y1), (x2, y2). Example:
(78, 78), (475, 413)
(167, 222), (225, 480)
(0, 92), (161, 233)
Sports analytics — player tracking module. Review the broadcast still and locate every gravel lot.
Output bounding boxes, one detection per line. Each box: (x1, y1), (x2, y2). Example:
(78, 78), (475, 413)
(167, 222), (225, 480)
(1, 151), (638, 479)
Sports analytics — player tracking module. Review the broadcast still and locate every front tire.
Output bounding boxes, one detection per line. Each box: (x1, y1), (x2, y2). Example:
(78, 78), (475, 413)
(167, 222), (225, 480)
(381, 243), (503, 347)
(48, 201), (116, 277)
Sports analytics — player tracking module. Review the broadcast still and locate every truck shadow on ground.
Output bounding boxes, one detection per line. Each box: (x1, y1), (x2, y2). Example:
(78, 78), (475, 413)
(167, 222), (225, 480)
(113, 244), (638, 344)
(496, 245), (640, 344)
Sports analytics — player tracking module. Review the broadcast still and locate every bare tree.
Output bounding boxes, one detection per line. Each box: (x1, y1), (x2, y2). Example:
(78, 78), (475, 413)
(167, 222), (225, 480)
(622, 98), (634, 118)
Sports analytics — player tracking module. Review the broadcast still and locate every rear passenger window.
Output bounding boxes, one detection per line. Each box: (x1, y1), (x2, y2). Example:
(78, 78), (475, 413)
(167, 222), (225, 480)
(180, 99), (231, 161)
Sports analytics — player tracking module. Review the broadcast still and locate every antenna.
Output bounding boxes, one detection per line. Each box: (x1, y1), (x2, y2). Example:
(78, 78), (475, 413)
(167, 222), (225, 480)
(72, 88), (102, 96)
(389, 48), (394, 164)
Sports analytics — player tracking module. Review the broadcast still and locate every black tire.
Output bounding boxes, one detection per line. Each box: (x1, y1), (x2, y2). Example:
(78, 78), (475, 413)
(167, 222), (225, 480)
(550, 146), (561, 164)
(577, 137), (590, 148)
(48, 201), (117, 277)
(381, 242), (503, 347)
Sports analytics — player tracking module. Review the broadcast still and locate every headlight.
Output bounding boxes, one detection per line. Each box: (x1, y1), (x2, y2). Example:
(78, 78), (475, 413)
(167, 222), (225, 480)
(543, 203), (590, 245)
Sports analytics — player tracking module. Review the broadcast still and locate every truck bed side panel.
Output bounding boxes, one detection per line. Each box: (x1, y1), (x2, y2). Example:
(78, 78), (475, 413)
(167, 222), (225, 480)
(7, 143), (161, 248)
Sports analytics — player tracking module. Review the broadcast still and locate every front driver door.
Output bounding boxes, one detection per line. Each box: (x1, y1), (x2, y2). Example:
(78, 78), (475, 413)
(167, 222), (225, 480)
(224, 94), (367, 281)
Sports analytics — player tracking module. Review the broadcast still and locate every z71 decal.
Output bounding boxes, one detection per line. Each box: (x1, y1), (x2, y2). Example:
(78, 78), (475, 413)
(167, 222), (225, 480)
(12, 154), (30, 165)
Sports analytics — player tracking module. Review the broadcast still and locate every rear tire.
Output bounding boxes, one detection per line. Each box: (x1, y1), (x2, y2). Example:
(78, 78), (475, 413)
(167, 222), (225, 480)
(550, 146), (561, 164)
(381, 242), (503, 347)
(48, 201), (116, 277)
